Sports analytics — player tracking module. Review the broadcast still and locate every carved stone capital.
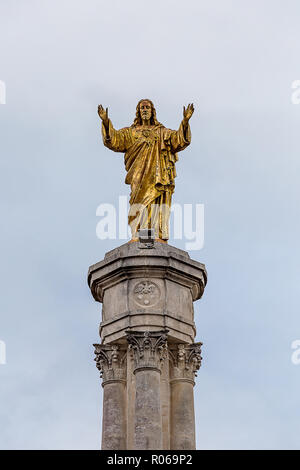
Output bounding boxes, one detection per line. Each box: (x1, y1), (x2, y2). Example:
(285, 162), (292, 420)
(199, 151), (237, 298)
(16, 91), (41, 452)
(93, 343), (127, 385)
(126, 330), (168, 373)
(169, 342), (202, 384)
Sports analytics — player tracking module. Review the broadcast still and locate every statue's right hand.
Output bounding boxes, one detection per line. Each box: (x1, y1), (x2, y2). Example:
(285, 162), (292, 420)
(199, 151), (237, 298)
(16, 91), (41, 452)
(98, 105), (109, 126)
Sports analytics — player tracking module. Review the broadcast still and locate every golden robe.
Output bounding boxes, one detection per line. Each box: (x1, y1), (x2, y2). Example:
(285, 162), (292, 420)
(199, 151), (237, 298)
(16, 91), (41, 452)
(102, 120), (191, 240)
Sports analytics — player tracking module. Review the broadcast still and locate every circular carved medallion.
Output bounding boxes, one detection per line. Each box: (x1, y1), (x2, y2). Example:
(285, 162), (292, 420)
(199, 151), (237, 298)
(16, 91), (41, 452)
(133, 280), (160, 308)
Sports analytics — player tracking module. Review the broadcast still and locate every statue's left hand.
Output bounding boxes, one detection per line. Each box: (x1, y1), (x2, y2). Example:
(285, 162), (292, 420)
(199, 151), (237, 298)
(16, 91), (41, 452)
(183, 103), (194, 122)
(98, 104), (109, 127)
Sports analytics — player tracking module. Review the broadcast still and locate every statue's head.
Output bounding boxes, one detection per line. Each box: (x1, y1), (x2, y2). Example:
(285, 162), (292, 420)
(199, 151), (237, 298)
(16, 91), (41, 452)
(132, 99), (161, 126)
(139, 100), (152, 122)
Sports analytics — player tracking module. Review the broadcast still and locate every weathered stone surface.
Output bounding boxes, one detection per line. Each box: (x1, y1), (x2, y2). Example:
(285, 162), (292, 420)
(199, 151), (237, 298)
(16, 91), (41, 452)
(134, 368), (163, 450)
(89, 242), (207, 450)
(93, 344), (127, 450)
(169, 343), (202, 449)
(127, 330), (168, 373)
(169, 343), (202, 383)
(160, 348), (171, 450)
(101, 381), (127, 450)
(170, 379), (195, 450)
(126, 331), (168, 450)
(94, 343), (127, 383)
(88, 241), (207, 344)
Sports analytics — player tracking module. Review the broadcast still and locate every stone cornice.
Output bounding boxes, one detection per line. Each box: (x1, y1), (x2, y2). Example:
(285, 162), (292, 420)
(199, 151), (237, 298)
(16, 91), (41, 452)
(88, 242), (207, 303)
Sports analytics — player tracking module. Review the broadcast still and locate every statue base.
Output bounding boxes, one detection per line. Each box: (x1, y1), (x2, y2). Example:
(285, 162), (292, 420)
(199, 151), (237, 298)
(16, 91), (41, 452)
(88, 240), (207, 450)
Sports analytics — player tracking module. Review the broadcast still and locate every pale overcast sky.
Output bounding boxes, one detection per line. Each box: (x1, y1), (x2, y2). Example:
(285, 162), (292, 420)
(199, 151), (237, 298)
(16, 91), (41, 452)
(0, 0), (299, 449)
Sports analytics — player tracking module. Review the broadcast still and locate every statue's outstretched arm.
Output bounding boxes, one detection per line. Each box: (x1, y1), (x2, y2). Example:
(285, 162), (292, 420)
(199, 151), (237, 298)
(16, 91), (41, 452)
(98, 104), (130, 153)
(182, 103), (194, 136)
(169, 103), (194, 153)
(98, 104), (110, 133)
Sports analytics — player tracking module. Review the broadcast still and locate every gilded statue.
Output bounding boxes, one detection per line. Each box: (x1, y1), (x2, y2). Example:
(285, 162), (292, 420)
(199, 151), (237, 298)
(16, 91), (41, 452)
(97, 99), (194, 241)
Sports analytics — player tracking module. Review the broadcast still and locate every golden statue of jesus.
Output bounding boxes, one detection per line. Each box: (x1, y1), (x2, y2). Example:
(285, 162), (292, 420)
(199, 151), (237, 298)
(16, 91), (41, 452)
(98, 99), (194, 241)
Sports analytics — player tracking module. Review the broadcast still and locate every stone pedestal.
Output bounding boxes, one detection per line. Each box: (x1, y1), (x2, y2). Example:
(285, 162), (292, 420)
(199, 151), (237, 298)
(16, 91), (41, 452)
(89, 240), (207, 450)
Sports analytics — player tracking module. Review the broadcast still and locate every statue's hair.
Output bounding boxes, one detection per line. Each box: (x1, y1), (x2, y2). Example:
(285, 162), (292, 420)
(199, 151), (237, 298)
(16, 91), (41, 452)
(131, 99), (162, 127)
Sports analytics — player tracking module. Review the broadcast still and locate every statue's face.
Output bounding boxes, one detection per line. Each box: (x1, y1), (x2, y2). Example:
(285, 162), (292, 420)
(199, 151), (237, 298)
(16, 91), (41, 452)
(139, 100), (152, 121)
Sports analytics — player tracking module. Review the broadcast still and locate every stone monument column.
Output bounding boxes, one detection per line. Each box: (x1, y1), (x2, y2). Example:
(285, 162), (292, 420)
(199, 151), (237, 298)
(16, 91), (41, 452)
(127, 330), (168, 450)
(93, 344), (127, 450)
(92, 99), (206, 450)
(88, 239), (207, 449)
(169, 343), (202, 450)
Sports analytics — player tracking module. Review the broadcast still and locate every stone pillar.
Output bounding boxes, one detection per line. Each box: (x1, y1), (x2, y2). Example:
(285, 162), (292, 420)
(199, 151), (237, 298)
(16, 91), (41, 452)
(160, 349), (171, 450)
(169, 343), (202, 450)
(127, 330), (168, 450)
(94, 344), (127, 450)
(88, 240), (207, 450)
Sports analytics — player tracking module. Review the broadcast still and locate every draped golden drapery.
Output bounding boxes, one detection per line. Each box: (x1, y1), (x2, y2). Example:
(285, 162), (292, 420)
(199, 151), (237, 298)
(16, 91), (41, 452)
(102, 120), (191, 240)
